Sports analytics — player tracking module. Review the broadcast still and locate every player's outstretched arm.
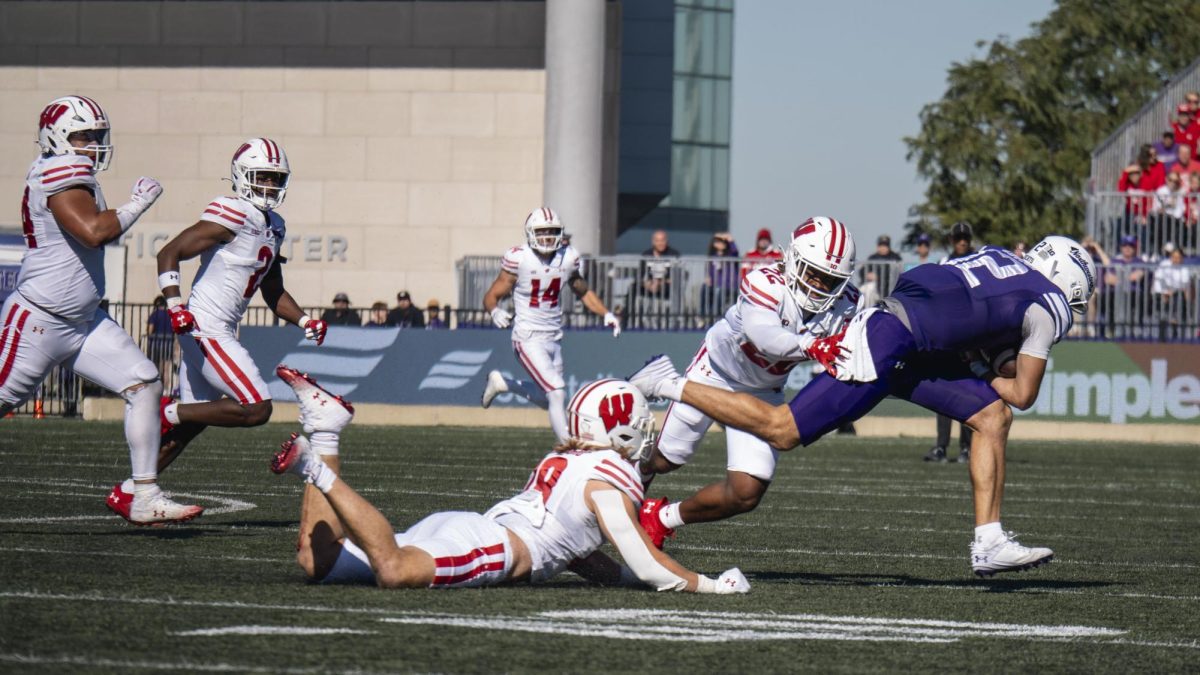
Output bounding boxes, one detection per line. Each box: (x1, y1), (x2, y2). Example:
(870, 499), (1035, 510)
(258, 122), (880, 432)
(259, 262), (327, 345)
(585, 482), (748, 594)
(570, 273), (620, 337)
(156, 221), (236, 295)
(48, 176), (162, 248)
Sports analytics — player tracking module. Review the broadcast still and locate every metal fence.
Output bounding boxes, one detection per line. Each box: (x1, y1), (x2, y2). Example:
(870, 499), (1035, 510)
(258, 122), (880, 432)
(1085, 191), (1200, 257)
(1089, 55), (1200, 196)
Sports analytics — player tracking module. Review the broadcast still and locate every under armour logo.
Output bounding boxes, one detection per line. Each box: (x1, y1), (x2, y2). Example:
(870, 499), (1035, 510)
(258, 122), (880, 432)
(312, 392), (326, 406)
(894, 361), (905, 370)
(154, 510), (166, 518)
(31, 326), (45, 334)
(973, 555), (987, 563)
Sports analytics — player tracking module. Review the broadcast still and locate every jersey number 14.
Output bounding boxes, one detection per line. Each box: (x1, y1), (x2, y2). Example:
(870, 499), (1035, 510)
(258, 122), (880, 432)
(529, 277), (562, 308)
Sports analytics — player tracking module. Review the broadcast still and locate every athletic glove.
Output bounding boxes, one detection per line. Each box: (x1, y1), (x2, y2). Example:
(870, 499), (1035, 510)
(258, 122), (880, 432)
(167, 303), (196, 335)
(491, 307), (512, 329)
(604, 311), (621, 338)
(115, 177), (163, 233)
(804, 329), (848, 377)
(299, 315), (327, 346)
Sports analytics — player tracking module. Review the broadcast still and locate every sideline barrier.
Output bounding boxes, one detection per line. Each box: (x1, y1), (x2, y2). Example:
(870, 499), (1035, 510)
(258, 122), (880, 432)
(239, 326), (1200, 427)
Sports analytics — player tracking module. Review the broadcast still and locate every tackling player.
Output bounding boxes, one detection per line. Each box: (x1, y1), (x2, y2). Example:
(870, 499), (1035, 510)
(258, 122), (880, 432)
(630, 236), (1095, 577)
(272, 371), (749, 594)
(1, 95), (201, 524)
(105, 139), (327, 518)
(479, 207), (621, 443)
(639, 217), (862, 546)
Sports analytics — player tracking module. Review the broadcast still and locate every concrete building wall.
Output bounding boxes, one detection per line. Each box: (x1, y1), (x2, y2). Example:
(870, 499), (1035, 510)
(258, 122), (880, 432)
(0, 0), (548, 310)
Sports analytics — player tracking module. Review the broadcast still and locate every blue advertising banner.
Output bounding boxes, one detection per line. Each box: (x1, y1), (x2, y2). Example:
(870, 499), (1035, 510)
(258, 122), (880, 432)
(240, 326), (709, 407)
(0, 265), (19, 302)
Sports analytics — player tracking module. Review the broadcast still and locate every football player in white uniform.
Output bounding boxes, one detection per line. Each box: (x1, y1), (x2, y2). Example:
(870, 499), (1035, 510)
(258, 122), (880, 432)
(479, 207), (621, 443)
(0, 95), (201, 525)
(103, 139), (327, 518)
(272, 374), (748, 593)
(639, 217), (861, 547)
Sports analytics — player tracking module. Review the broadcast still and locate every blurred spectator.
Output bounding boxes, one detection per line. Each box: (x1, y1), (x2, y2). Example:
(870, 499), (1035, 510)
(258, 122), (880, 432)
(1082, 237), (1111, 336)
(387, 290), (425, 328)
(1172, 105), (1198, 154)
(904, 233), (933, 271)
(321, 292), (361, 326)
(867, 234), (902, 294)
(741, 228), (783, 276)
(1010, 240), (1027, 256)
(1185, 173), (1200, 250)
(1170, 143), (1200, 182)
(1153, 130), (1179, 168)
(925, 222), (976, 463)
(426, 299), (447, 330)
(1152, 247), (1192, 341)
(702, 232), (740, 320)
(145, 295), (174, 382)
(1154, 170), (1188, 219)
(1118, 163), (1152, 228)
(639, 230), (680, 329)
(1187, 91), (1200, 113)
(1137, 143), (1166, 189)
(364, 301), (389, 328)
(1105, 235), (1147, 338)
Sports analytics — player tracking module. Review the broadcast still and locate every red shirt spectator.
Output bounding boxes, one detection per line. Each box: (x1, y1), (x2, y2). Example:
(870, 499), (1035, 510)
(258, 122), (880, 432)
(741, 227), (783, 277)
(1118, 164), (1152, 216)
(1170, 144), (1200, 182)
(1172, 105), (1198, 154)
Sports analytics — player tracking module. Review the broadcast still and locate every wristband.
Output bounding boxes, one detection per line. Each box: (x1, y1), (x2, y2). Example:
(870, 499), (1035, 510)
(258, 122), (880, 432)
(298, 314), (313, 328)
(158, 271), (181, 290)
(695, 575), (717, 594)
(166, 296), (184, 310)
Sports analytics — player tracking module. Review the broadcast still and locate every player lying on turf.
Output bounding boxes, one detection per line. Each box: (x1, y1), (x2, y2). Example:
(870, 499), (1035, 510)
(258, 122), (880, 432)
(631, 236), (1096, 577)
(639, 217), (864, 547)
(105, 139), (327, 521)
(1, 95), (199, 524)
(272, 369), (749, 593)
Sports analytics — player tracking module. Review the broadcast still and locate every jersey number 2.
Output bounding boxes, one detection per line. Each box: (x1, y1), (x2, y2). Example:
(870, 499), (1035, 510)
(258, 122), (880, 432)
(529, 277), (561, 308)
(243, 246), (274, 298)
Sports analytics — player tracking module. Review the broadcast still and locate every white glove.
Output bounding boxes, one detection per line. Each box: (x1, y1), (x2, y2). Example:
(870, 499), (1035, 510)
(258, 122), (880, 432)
(714, 568), (751, 594)
(115, 176), (163, 233)
(604, 311), (621, 338)
(491, 307), (512, 329)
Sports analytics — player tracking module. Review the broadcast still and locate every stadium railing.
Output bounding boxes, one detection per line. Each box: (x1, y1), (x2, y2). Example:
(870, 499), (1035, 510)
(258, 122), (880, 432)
(5, 256), (1197, 417)
(1085, 191), (1200, 258)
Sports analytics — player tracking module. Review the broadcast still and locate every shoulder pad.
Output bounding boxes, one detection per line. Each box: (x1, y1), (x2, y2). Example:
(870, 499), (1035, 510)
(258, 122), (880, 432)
(590, 455), (644, 505)
(201, 196), (251, 231)
(501, 245), (524, 273)
(739, 267), (785, 311)
(39, 155), (96, 195)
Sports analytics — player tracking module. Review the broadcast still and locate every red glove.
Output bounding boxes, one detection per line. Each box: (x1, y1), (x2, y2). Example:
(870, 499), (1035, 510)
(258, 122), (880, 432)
(168, 304), (196, 334)
(302, 317), (327, 346)
(805, 330), (847, 377)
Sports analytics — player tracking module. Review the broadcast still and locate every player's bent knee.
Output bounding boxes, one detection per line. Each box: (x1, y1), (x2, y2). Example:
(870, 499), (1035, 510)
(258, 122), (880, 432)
(726, 473), (768, 514)
(130, 359), (160, 385)
(767, 407), (801, 451)
(243, 400), (273, 427)
(374, 548), (434, 589)
(968, 400), (1012, 435)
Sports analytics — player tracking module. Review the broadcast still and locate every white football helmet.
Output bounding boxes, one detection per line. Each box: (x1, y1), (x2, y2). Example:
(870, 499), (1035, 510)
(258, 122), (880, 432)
(1024, 235), (1096, 313)
(524, 207), (564, 254)
(231, 138), (290, 210)
(37, 95), (113, 171)
(785, 216), (856, 313)
(567, 378), (656, 462)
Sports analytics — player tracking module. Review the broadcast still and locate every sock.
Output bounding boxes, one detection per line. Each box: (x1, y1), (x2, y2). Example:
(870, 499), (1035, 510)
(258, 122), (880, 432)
(660, 377), (686, 402)
(309, 431), (339, 456)
(308, 460), (338, 494)
(133, 482), (161, 498)
(660, 502), (686, 529)
(163, 402), (181, 426)
(507, 376), (550, 409)
(121, 478), (135, 494)
(975, 522), (1004, 545)
(123, 380), (163, 481)
(546, 389), (568, 444)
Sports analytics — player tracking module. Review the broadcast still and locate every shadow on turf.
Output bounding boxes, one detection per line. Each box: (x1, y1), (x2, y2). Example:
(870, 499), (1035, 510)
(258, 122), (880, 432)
(746, 570), (1118, 592)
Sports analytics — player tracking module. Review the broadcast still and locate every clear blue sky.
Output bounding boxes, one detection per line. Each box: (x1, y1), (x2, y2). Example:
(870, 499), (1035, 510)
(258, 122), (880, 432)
(728, 0), (1054, 256)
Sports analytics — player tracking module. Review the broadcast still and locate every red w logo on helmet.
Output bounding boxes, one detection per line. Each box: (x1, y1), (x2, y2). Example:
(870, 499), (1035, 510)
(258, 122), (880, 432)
(598, 392), (634, 431)
(39, 104), (68, 130)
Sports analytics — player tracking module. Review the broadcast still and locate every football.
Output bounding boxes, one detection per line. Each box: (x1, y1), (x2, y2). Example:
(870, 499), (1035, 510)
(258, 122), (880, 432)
(985, 347), (1018, 378)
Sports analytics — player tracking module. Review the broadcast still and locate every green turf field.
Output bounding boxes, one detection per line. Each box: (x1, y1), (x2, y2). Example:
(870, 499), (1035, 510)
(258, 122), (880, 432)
(0, 420), (1197, 673)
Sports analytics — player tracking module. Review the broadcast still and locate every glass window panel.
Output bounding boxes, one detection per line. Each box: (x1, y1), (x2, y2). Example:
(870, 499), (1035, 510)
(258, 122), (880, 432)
(712, 147), (730, 210)
(713, 79), (731, 145)
(715, 12), (733, 77)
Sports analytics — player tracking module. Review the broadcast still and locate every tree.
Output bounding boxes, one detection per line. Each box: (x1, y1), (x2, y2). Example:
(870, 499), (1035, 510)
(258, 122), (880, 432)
(904, 0), (1200, 246)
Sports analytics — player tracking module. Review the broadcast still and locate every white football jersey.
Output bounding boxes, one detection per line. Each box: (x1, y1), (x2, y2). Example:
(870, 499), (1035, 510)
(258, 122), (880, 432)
(501, 244), (583, 341)
(485, 447), (644, 583)
(705, 266), (861, 391)
(187, 195), (286, 334)
(16, 154), (108, 323)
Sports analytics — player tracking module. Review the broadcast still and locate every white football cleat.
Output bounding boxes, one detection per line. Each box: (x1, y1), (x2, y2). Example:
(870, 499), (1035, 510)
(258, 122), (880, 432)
(481, 370), (508, 409)
(971, 532), (1054, 577)
(626, 354), (683, 401)
(276, 364), (354, 434)
(129, 491), (204, 526)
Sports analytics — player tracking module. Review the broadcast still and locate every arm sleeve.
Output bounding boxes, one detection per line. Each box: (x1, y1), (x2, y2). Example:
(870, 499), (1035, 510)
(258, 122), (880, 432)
(39, 155), (97, 196)
(741, 301), (814, 360)
(591, 489), (687, 592)
(1018, 304), (1058, 360)
(200, 197), (248, 233)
